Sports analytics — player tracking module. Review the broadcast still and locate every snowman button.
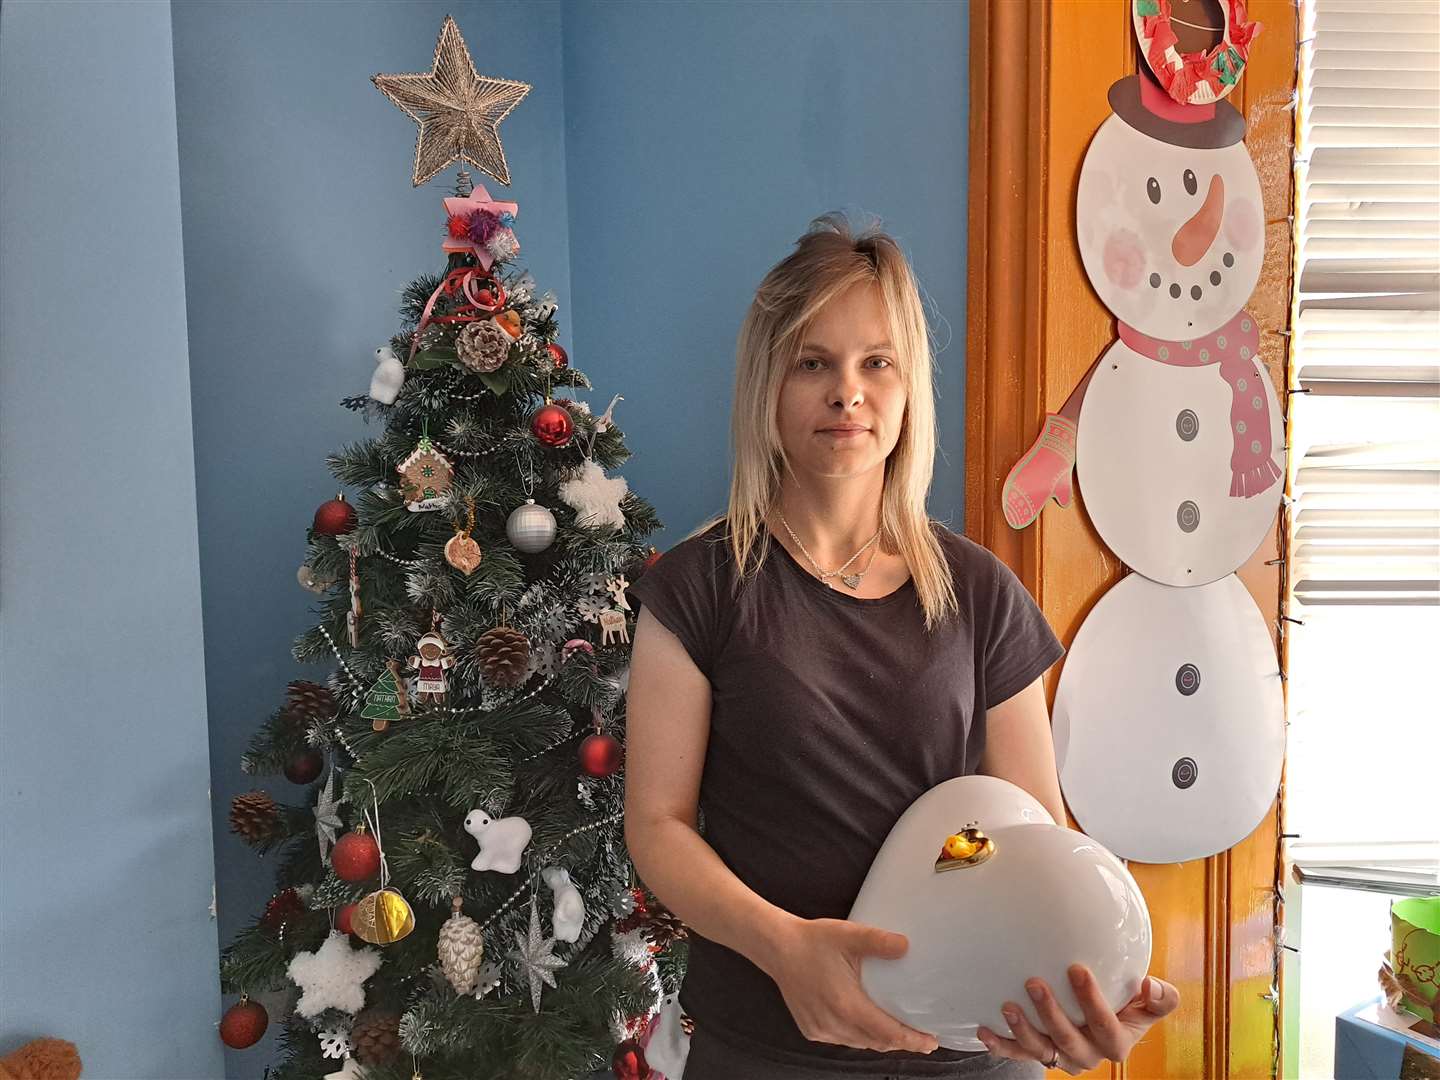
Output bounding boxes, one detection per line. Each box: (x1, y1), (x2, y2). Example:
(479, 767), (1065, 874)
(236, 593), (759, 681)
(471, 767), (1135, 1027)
(1172, 757), (1199, 790)
(1176, 410), (1200, 441)
(1176, 501), (1201, 533)
(1175, 664), (1201, 695)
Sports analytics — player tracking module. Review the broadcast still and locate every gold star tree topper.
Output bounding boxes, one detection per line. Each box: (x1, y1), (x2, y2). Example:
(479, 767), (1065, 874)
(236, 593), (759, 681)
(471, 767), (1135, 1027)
(372, 15), (531, 187)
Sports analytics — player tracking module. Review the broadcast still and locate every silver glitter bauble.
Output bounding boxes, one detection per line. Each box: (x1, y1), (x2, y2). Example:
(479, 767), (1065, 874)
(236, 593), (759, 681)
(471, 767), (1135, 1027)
(506, 499), (556, 554)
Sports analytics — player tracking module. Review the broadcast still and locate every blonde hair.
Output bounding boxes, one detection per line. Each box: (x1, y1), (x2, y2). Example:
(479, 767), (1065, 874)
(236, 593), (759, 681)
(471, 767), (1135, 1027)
(686, 211), (958, 632)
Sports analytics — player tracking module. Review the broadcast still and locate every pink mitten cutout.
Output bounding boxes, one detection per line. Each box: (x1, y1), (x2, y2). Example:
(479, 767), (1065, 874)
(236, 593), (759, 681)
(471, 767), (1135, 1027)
(1002, 412), (1078, 529)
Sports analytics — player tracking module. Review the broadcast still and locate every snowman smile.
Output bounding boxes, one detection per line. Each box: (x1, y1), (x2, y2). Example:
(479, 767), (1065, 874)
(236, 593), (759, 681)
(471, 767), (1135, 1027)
(1147, 249), (1237, 318)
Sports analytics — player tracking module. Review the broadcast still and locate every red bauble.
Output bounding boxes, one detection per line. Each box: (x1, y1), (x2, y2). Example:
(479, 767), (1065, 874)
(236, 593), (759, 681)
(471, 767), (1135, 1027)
(547, 342), (569, 369)
(336, 902), (357, 935)
(643, 548), (662, 570)
(531, 403), (574, 448)
(219, 997), (269, 1049)
(282, 748), (324, 785)
(579, 732), (624, 778)
(473, 280), (506, 312)
(610, 1037), (650, 1080)
(332, 830), (381, 882)
(313, 493), (357, 535)
(261, 887), (305, 930)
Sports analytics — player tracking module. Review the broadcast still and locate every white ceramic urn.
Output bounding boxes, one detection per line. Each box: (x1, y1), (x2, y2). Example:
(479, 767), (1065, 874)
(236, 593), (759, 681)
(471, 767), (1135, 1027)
(847, 775), (1152, 1051)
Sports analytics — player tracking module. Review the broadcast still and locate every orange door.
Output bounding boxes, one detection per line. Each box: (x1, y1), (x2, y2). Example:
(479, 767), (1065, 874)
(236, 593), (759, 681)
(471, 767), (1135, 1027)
(964, 4), (1296, 1077)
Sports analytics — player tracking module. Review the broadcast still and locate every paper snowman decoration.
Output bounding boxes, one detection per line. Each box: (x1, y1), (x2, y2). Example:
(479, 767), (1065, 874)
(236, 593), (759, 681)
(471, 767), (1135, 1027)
(847, 775), (1151, 1053)
(1053, 573), (1284, 863)
(1003, 71), (1285, 866)
(541, 865), (586, 943)
(464, 810), (532, 874)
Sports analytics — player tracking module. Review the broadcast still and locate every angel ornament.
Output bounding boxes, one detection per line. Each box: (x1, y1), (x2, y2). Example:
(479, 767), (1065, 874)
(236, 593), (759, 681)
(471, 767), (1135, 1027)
(408, 621), (455, 706)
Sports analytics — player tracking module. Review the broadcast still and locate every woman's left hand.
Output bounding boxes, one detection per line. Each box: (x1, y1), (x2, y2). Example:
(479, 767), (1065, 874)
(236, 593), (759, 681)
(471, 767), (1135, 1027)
(976, 965), (1179, 1074)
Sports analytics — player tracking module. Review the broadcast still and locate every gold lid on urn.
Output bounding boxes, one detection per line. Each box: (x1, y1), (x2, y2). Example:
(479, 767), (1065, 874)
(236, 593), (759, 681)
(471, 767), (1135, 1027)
(934, 825), (996, 873)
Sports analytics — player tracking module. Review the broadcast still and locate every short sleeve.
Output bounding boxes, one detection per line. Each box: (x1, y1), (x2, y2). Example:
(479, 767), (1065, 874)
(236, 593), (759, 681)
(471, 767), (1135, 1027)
(626, 533), (725, 680)
(981, 553), (1066, 709)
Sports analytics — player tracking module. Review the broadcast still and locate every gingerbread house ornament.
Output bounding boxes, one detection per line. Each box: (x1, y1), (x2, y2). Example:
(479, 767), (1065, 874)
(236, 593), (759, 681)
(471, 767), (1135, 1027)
(397, 435), (454, 512)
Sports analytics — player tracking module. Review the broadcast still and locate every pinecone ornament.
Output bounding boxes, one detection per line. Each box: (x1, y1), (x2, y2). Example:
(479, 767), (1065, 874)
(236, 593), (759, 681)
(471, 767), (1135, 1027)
(349, 1007), (401, 1066)
(643, 902), (688, 952)
(455, 319), (512, 374)
(438, 897), (485, 994)
(286, 679), (337, 724)
(476, 626), (530, 689)
(229, 790), (280, 844)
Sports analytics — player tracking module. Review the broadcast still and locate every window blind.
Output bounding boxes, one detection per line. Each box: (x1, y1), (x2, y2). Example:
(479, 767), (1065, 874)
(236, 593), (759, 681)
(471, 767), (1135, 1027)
(1285, 0), (1439, 882)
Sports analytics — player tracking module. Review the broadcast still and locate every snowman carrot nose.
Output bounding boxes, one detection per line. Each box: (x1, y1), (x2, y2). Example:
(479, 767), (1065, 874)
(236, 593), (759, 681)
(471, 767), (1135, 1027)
(1171, 174), (1225, 267)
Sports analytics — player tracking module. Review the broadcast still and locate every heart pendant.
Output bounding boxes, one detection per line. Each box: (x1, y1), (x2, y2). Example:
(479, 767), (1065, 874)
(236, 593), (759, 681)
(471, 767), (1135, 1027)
(841, 574), (862, 589)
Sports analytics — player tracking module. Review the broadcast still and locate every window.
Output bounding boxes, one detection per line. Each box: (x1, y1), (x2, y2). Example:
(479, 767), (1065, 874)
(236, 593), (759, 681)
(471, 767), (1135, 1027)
(1284, 1), (1439, 1072)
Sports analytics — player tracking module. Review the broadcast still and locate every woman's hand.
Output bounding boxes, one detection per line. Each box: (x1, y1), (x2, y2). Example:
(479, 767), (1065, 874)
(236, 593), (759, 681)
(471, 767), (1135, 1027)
(761, 918), (941, 1055)
(976, 966), (1179, 1073)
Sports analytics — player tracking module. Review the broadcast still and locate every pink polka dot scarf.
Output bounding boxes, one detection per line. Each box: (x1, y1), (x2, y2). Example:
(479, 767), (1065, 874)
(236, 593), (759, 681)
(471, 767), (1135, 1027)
(1118, 310), (1282, 497)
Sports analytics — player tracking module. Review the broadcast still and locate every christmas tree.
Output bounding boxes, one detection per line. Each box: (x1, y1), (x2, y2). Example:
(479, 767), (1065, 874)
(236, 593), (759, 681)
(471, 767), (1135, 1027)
(218, 18), (688, 1080)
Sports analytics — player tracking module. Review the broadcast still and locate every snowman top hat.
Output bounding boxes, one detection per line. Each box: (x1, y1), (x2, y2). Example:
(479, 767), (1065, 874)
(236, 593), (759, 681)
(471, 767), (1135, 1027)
(1108, 70), (1245, 150)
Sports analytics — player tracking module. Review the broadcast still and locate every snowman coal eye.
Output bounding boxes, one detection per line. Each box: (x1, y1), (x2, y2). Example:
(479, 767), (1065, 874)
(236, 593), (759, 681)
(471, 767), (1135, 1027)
(1183, 169), (1198, 196)
(1147, 177), (1162, 204)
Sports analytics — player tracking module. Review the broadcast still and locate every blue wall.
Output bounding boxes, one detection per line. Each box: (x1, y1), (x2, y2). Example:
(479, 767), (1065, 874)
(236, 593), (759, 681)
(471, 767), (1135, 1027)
(0, 2), (224, 1077)
(563, 0), (971, 541)
(1, 2), (966, 1076)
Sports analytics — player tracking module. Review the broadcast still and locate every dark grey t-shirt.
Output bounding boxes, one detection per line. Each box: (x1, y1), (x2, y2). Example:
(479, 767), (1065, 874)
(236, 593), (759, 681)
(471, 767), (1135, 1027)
(626, 520), (1065, 1076)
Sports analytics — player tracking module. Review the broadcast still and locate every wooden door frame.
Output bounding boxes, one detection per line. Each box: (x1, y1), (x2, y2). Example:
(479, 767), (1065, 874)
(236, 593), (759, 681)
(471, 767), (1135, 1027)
(963, 4), (1296, 1077)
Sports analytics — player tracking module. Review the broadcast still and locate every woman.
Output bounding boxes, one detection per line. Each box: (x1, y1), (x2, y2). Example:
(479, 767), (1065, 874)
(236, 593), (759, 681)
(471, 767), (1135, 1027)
(624, 214), (1178, 1079)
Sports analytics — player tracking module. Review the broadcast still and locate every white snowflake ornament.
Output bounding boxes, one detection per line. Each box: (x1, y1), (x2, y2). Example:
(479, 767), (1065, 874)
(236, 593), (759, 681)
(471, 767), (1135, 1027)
(581, 570), (612, 595)
(525, 639), (557, 679)
(318, 1029), (351, 1060)
(542, 609), (572, 641)
(576, 595), (610, 623)
(472, 960), (504, 999)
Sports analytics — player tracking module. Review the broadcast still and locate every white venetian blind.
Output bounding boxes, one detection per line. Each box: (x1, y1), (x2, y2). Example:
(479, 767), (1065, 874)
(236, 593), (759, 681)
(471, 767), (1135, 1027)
(1285, 0), (1440, 884)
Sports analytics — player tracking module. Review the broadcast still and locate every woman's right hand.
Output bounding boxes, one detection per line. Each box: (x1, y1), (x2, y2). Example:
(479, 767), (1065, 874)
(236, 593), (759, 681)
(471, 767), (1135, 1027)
(761, 917), (941, 1055)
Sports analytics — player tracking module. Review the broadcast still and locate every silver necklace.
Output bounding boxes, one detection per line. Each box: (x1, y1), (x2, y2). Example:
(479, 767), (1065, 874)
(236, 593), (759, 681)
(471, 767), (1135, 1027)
(778, 513), (882, 590)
